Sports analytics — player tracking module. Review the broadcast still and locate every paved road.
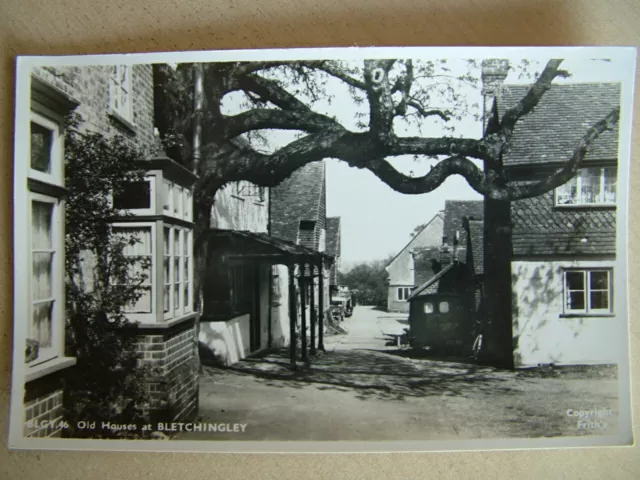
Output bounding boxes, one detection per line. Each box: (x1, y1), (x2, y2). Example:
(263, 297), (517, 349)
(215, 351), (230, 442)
(178, 306), (621, 443)
(325, 305), (408, 351)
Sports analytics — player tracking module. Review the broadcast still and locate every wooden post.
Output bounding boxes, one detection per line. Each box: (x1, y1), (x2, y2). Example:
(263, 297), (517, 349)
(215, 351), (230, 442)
(299, 263), (308, 363)
(288, 263), (297, 369)
(318, 259), (325, 352)
(310, 264), (317, 356)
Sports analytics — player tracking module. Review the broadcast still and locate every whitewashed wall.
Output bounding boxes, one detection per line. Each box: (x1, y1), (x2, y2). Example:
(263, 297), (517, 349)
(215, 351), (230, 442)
(511, 259), (621, 367)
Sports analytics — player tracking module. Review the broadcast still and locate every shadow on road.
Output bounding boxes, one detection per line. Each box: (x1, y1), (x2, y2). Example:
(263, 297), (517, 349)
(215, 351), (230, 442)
(208, 347), (521, 403)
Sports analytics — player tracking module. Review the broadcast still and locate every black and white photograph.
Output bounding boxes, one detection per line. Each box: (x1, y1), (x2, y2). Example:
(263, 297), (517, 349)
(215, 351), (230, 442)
(9, 46), (636, 453)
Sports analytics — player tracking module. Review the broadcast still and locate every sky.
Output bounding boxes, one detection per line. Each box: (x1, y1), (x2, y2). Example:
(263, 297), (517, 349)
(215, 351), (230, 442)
(220, 54), (629, 267)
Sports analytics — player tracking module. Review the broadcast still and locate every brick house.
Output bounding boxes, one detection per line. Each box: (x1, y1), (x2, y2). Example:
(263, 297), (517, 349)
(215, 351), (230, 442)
(385, 211), (444, 313)
(19, 64), (199, 438)
(482, 60), (621, 367)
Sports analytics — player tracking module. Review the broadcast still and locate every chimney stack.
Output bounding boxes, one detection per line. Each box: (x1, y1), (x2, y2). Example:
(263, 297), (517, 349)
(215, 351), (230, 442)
(481, 59), (510, 132)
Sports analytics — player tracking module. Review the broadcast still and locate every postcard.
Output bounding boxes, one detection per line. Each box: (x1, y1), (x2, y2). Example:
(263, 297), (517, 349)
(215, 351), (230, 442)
(9, 46), (636, 452)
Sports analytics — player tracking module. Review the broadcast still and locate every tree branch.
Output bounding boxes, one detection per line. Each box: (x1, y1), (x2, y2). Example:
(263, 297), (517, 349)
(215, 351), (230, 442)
(500, 59), (564, 131)
(504, 106), (621, 200)
(298, 60), (368, 90)
(364, 156), (492, 195)
(223, 108), (343, 138)
(404, 100), (452, 121)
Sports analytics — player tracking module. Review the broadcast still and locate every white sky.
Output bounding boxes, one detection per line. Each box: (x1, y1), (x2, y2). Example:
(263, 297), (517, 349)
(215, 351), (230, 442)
(220, 55), (629, 267)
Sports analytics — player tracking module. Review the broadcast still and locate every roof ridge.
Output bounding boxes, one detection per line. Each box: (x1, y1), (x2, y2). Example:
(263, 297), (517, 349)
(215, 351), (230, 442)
(385, 212), (443, 269)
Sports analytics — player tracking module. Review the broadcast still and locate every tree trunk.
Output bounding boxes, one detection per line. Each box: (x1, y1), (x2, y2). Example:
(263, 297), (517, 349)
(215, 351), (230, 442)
(481, 197), (515, 369)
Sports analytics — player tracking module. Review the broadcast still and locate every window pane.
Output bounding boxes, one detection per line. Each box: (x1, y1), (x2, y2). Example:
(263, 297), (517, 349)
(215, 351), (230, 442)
(568, 291), (585, 310)
(439, 301), (450, 313)
(590, 291), (609, 310)
(566, 271), (585, 290)
(424, 303), (434, 314)
(604, 167), (617, 204)
(163, 180), (172, 211)
(32, 252), (53, 300)
(32, 201), (53, 249)
(556, 177), (578, 205)
(590, 271), (609, 290)
(174, 186), (181, 215)
(164, 227), (171, 255)
(164, 284), (170, 313)
(30, 122), (53, 173)
(113, 181), (151, 210)
(580, 168), (602, 204)
(31, 301), (53, 348)
(128, 287), (151, 313)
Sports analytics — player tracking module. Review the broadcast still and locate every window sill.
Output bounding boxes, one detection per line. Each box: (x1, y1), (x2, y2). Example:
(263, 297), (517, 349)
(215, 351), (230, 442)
(108, 110), (137, 135)
(559, 313), (616, 318)
(553, 204), (616, 211)
(137, 311), (199, 329)
(25, 356), (76, 383)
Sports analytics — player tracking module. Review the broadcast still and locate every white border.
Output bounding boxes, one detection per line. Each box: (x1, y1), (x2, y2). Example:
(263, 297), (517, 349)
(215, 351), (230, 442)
(10, 46), (637, 453)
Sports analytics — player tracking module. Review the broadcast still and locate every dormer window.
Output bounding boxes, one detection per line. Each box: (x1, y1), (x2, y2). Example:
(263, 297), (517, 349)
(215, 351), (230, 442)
(555, 167), (616, 207)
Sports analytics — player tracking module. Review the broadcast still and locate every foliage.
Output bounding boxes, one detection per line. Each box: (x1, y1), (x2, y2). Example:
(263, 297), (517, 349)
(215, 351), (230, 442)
(153, 58), (619, 203)
(338, 257), (393, 307)
(63, 113), (152, 439)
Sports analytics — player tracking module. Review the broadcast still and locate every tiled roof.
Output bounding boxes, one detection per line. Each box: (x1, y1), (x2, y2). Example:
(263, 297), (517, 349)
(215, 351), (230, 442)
(511, 191), (616, 256)
(271, 161), (325, 244)
(208, 228), (332, 262)
(443, 200), (484, 249)
(467, 220), (484, 275)
(497, 83), (620, 166)
(326, 217), (341, 257)
(408, 264), (456, 300)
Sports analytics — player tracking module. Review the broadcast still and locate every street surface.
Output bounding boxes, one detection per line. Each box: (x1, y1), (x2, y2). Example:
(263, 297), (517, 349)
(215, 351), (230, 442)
(178, 306), (620, 442)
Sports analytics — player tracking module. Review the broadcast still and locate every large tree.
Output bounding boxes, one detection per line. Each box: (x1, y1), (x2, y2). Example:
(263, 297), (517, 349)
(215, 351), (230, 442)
(153, 58), (620, 368)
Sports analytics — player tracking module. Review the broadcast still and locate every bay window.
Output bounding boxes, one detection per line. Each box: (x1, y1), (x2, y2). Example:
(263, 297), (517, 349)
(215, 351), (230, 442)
(28, 194), (63, 365)
(113, 225), (154, 318)
(555, 167), (617, 206)
(25, 94), (69, 367)
(113, 157), (196, 324)
(564, 269), (613, 314)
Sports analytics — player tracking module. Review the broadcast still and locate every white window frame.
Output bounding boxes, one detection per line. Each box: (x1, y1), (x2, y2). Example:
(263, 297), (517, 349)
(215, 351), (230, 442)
(29, 111), (63, 186)
(112, 222), (156, 323)
(27, 192), (64, 366)
(397, 287), (411, 301)
(555, 167), (617, 207)
(163, 225), (194, 319)
(108, 65), (133, 124)
(563, 268), (613, 315)
(113, 175), (156, 216)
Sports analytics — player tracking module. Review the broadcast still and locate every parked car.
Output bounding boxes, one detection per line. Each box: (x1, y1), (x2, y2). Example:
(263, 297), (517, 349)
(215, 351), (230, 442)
(331, 295), (353, 318)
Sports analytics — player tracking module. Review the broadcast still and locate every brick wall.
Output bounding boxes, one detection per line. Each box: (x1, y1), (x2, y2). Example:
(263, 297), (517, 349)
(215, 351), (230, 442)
(136, 320), (199, 422)
(32, 64), (157, 154)
(24, 390), (65, 438)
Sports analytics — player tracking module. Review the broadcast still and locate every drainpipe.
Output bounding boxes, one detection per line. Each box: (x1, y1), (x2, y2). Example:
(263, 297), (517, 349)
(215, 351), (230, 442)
(192, 63), (204, 175)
